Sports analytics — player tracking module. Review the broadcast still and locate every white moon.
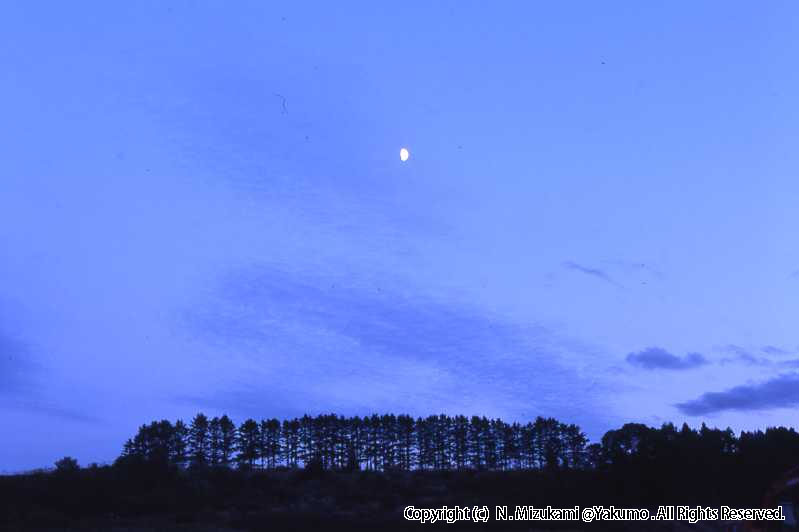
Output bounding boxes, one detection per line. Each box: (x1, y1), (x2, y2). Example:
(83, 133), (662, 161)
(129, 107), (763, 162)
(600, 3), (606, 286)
(399, 148), (410, 162)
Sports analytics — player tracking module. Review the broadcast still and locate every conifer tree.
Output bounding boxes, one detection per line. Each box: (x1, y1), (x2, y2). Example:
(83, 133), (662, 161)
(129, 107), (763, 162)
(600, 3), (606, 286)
(188, 413), (210, 468)
(219, 415), (236, 466)
(236, 418), (260, 469)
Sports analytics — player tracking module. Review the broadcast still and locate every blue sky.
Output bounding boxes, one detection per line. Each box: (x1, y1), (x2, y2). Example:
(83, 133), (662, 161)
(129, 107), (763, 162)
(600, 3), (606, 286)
(1, 1), (798, 471)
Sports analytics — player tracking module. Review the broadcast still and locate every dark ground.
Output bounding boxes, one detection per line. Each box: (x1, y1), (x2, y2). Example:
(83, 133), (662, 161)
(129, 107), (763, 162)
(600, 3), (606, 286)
(0, 464), (780, 531)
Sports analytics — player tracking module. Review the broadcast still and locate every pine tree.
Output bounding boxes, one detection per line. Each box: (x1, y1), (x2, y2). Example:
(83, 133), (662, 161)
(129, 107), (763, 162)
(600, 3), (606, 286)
(417, 416), (436, 470)
(219, 415), (236, 467)
(236, 419), (260, 470)
(188, 413), (210, 468)
(298, 414), (315, 467)
(171, 419), (189, 468)
(260, 418), (281, 469)
(397, 415), (415, 471)
(281, 419), (301, 467)
(208, 417), (222, 466)
(451, 415), (469, 470)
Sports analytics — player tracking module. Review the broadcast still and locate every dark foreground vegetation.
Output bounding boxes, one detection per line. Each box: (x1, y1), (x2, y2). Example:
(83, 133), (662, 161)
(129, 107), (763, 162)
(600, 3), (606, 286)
(3, 413), (799, 531)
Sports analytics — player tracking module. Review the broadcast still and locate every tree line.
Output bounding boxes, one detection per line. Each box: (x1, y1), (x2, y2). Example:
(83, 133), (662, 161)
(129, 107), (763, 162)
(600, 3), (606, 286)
(117, 413), (589, 471)
(116, 412), (799, 476)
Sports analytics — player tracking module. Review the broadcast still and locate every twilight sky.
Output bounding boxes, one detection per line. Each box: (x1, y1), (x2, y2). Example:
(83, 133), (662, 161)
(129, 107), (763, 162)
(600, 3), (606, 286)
(1, 1), (798, 472)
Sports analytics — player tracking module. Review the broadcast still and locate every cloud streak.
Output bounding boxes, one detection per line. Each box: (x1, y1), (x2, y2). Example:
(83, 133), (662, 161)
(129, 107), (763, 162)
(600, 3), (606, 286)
(676, 374), (799, 415)
(0, 326), (99, 424)
(763, 345), (792, 356)
(562, 261), (622, 288)
(179, 264), (610, 433)
(626, 347), (708, 370)
(717, 344), (771, 366)
(0, 330), (34, 395)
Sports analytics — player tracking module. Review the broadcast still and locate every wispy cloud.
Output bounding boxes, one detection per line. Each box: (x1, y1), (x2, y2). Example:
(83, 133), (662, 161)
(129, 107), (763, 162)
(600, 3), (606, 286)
(0, 327), (98, 424)
(3, 400), (102, 424)
(0, 330), (34, 395)
(605, 260), (665, 280)
(717, 344), (770, 366)
(626, 347), (708, 370)
(178, 264), (611, 432)
(763, 345), (792, 356)
(676, 373), (799, 415)
(715, 344), (798, 366)
(562, 261), (622, 288)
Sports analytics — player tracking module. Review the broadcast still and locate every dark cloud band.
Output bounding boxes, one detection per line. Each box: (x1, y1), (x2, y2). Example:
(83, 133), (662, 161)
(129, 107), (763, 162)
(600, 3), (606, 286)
(626, 347), (707, 370)
(676, 373), (799, 415)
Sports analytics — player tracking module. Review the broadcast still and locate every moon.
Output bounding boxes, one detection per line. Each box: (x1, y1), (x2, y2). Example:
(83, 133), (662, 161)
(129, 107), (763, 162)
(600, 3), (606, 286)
(399, 148), (410, 162)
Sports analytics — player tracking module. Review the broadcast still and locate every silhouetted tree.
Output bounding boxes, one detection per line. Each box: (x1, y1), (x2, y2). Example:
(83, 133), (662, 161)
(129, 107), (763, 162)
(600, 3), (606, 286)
(208, 417), (222, 466)
(171, 419), (188, 467)
(397, 414), (416, 471)
(259, 418), (281, 469)
(236, 419), (260, 470)
(54, 456), (79, 472)
(219, 414), (236, 467)
(281, 418), (301, 467)
(451, 415), (469, 469)
(188, 413), (210, 468)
